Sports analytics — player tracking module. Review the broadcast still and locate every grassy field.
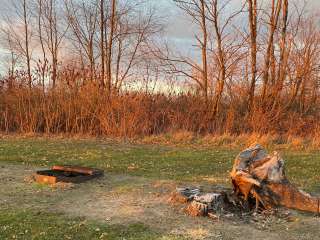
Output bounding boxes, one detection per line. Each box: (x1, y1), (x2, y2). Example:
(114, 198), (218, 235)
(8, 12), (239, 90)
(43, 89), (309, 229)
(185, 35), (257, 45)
(1, 137), (320, 239)
(1, 138), (320, 189)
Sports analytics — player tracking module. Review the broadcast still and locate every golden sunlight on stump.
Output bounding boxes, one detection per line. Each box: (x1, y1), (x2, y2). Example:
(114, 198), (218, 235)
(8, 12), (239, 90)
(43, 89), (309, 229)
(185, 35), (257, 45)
(230, 144), (320, 213)
(171, 144), (320, 220)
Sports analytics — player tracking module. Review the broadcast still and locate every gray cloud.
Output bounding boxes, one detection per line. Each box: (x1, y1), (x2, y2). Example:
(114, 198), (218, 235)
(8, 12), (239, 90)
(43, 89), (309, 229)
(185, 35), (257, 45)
(159, 0), (320, 42)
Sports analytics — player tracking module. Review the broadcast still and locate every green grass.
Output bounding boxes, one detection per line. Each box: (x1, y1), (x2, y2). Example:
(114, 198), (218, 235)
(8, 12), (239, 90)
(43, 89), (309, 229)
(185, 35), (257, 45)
(0, 209), (179, 240)
(0, 138), (238, 183)
(0, 138), (319, 188)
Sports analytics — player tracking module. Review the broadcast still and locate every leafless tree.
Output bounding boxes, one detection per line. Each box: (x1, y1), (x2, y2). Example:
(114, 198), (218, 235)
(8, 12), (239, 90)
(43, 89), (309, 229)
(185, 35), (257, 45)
(205, 0), (245, 119)
(38, 0), (68, 88)
(0, 0), (34, 88)
(106, 0), (117, 95)
(172, 0), (209, 104)
(65, 0), (98, 82)
(100, 0), (105, 88)
(247, 0), (257, 113)
(36, 0), (49, 91)
(23, 0), (32, 89)
(163, 0), (243, 119)
(271, 0), (289, 109)
(260, 0), (282, 103)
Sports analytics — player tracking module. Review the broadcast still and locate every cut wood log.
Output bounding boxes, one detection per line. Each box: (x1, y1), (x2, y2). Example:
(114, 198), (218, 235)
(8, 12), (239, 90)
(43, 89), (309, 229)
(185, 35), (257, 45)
(231, 144), (320, 213)
(52, 165), (103, 175)
(194, 193), (224, 211)
(185, 201), (209, 217)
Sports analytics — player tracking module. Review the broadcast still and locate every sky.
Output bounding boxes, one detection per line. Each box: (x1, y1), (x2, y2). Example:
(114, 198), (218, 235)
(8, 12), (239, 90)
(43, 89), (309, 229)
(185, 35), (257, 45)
(1, 0), (320, 43)
(1, 0), (320, 45)
(153, 0), (320, 44)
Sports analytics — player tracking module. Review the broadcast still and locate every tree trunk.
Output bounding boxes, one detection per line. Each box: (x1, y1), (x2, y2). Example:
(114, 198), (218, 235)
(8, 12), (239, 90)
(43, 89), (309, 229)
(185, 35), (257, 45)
(23, 0), (32, 89)
(200, 0), (208, 105)
(100, 0), (105, 88)
(212, 0), (226, 121)
(106, 0), (116, 95)
(247, 0), (257, 113)
(271, 0), (289, 110)
(261, 0), (282, 103)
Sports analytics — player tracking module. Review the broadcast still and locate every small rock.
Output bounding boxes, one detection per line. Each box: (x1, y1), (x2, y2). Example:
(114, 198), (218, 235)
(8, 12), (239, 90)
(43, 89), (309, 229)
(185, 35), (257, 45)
(176, 187), (200, 199)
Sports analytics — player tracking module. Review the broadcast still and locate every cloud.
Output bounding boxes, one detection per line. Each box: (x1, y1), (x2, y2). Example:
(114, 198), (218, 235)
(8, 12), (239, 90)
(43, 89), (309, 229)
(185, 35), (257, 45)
(159, 0), (320, 43)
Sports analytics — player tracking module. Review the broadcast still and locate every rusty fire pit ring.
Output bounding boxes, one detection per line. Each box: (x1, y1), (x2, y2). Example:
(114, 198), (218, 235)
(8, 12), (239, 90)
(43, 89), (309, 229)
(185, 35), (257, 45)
(35, 165), (104, 184)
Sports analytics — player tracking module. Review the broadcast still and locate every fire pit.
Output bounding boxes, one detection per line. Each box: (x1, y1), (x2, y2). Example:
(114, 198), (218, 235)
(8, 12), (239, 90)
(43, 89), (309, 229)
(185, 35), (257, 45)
(35, 165), (104, 184)
(170, 144), (320, 219)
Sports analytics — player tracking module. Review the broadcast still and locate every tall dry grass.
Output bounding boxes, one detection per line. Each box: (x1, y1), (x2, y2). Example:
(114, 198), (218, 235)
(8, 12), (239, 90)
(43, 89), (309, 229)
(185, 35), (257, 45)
(1, 79), (319, 141)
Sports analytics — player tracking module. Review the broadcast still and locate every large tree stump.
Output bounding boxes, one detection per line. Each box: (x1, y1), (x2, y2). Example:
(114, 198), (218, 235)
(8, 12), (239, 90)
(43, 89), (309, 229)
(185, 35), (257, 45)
(230, 144), (320, 213)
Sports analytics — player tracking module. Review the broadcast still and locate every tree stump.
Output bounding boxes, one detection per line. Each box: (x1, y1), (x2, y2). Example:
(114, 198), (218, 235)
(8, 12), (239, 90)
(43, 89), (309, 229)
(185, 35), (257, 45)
(230, 144), (320, 213)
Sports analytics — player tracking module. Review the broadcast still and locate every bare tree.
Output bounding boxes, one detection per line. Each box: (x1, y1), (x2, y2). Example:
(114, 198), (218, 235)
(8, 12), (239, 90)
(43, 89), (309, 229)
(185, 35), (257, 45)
(247, 0), (257, 113)
(36, 0), (49, 91)
(23, 0), (32, 89)
(106, 0), (117, 94)
(65, 0), (98, 82)
(0, 30), (20, 81)
(166, 0), (243, 119)
(0, 0), (34, 88)
(206, 1), (244, 120)
(286, 17), (320, 113)
(271, 0), (289, 109)
(114, 9), (157, 91)
(172, 0), (209, 104)
(200, 0), (209, 105)
(260, 0), (282, 103)
(100, 0), (105, 88)
(38, 0), (68, 88)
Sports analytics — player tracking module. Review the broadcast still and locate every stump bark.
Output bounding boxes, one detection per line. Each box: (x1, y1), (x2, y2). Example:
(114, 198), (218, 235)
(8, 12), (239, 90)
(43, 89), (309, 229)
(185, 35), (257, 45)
(230, 144), (320, 213)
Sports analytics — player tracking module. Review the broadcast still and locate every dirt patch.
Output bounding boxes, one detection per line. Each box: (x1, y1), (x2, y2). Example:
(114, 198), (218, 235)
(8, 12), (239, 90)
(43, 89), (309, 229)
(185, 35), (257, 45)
(1, 164), (320, 240)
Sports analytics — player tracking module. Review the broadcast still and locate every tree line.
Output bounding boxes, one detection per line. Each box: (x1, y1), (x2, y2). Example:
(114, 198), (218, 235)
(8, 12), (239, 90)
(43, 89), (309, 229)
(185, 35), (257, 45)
(0, 0), (319, 137)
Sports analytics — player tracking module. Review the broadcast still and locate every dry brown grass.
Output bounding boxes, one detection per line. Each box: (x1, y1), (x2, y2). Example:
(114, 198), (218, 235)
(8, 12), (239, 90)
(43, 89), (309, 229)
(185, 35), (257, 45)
(141, 133), (319, 150)
(0, 76), (319, 141)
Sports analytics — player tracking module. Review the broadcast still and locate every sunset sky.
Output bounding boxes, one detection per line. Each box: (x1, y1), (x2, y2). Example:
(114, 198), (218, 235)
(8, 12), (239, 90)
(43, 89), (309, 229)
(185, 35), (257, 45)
(0, 0), (319, 46)
(0, 0), (319, 40)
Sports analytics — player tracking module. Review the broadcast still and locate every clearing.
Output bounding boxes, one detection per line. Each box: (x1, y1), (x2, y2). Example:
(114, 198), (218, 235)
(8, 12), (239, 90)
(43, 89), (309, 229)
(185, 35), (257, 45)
(1, 138), (320, 239)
